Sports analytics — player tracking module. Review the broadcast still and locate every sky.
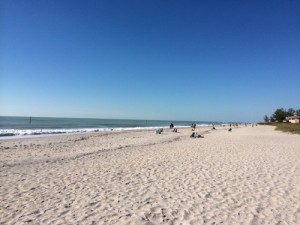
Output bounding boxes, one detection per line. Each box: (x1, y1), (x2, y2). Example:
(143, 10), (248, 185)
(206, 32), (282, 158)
(1, 0), (299, 122)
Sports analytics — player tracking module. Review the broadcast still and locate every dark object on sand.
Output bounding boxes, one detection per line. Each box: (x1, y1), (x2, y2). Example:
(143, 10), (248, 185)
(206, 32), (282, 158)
(156, 128), (163, 134)
(228, 128), (232, 132)
(190, 132), (203, 138)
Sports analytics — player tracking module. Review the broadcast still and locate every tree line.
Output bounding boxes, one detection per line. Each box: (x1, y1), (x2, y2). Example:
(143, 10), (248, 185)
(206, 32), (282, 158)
(264, 108), (300, 122)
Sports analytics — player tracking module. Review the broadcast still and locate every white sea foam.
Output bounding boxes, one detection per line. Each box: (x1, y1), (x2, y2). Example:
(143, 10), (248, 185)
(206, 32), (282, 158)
(196, 123), (212, 127)
(0, 125), (194, 139)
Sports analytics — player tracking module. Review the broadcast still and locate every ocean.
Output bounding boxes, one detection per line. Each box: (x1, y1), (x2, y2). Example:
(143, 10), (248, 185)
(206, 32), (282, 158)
(0, 116), (220, 138)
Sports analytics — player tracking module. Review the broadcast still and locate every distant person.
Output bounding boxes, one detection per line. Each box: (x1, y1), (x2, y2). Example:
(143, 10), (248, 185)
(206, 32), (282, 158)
(170, 123), (174, 129)
(156, 128), (163, 134)
(190, 132), (204, 138)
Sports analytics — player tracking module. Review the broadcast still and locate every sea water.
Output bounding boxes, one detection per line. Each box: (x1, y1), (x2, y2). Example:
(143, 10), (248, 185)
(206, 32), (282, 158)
(0, 116), (221, 138)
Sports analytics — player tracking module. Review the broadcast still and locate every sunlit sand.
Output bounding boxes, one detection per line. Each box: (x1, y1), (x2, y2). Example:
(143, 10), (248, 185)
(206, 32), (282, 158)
(1, 125), (300, 224)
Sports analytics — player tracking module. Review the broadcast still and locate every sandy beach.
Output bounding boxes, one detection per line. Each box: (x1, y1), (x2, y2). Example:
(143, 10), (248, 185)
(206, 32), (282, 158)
(0, 125), (300, 225)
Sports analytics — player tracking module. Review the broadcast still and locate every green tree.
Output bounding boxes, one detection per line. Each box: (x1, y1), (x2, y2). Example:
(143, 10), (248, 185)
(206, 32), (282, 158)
(287, 108), (295, 116)
(296, 109), (300, 116)
(272, 108), (286, 122)
(263, 115), (269, 122)
(270, 116), (275, 122)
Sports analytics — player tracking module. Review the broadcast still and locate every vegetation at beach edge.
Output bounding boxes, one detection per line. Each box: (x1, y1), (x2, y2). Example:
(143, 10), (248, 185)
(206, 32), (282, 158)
(259, 107), (300, 135)
(263, 108), (300, 123)
(258, 122), (300, 135)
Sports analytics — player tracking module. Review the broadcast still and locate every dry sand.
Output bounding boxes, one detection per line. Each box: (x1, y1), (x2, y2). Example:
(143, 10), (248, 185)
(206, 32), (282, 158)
(0, 125), (300, 225)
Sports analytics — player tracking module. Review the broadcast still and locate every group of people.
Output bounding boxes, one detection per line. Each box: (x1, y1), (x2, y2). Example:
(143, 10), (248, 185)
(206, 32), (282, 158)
(156, 122), (177, 134)
(190, 132), (203, 138)
(155, 122), (204, 138)
(156, 121), (249, 135)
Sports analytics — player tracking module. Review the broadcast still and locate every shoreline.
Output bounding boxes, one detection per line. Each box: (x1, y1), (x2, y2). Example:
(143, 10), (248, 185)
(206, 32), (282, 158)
(0, 124), (221, 140)
(0, 115), (244, 139)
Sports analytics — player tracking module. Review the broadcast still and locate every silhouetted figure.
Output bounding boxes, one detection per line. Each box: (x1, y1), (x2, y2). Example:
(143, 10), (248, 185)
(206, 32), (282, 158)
(190, 132), (204, 138)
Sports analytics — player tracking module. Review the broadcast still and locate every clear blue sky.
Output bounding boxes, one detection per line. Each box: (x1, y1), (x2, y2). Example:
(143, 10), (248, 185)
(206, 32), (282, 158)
(1, 0), (299, 122)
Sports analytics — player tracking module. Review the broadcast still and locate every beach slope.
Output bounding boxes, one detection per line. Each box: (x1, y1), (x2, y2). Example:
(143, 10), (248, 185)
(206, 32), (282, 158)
(1, 126), (300, 224)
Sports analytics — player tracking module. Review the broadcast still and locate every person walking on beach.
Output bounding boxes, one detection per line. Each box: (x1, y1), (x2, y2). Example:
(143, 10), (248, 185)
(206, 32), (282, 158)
(192, 123), (196, 129)
(170, 123), (174, 129)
